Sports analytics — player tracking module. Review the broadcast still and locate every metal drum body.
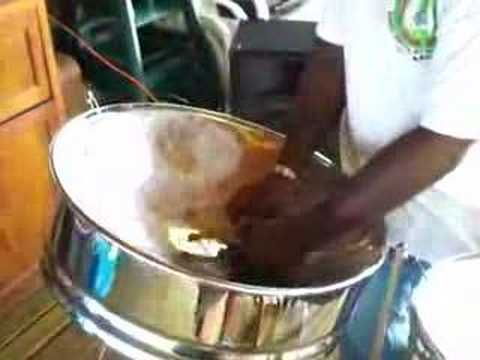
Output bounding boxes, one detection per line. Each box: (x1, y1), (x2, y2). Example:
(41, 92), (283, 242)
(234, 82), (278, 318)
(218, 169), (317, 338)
(410, 254), (480, 360)
(43, 104), (385, 359)
(44, 207), (376, 359)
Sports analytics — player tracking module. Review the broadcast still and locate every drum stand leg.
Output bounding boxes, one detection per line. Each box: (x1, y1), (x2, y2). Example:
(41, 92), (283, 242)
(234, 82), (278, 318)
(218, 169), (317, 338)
(369, 244), (407, 360)
(97, 344), (107, 360)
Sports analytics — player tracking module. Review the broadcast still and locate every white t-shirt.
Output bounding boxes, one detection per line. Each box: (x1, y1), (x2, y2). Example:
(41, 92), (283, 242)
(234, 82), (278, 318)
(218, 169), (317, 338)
(309, 0), (480, 261)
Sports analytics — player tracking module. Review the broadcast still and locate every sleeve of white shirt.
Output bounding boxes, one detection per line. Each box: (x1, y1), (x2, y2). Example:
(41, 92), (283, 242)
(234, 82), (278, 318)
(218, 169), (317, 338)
(314, 0), (346, 46)
(420, 1), (480, 140)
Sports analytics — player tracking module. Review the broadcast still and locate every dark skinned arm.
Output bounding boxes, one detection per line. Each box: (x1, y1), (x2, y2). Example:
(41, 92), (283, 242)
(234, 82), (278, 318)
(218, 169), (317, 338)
(233, 38), (473, 268)
(279, 47), (346, 173)
(234, 126), (473, 271)
(306, 127), (473, 244)
(280, 47), (472, 243)
(227, 47), (346, 222)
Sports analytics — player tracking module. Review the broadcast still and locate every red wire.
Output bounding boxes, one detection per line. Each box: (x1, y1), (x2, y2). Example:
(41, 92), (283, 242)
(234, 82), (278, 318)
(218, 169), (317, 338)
(48, 15), (160, 102)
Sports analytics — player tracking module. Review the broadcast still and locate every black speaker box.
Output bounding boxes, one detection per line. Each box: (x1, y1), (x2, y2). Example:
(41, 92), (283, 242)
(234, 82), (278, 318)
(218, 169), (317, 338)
(230, 20), (343, 134)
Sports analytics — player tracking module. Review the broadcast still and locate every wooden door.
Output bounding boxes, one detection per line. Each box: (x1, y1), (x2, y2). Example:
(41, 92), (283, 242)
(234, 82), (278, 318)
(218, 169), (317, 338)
(0, 102), (56, 284)
(0, 0), (52, 123)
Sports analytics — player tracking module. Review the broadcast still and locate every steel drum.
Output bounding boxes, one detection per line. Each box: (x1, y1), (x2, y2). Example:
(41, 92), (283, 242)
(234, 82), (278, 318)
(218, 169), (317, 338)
(410, 253), (480, 360)
(43, 103), (385, 359)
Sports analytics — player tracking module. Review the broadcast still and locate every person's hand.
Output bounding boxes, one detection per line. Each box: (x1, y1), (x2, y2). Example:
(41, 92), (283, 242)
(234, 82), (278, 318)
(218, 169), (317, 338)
(232, 197), (340, 273)
(285, 222), (385, 284)
(227, 163), (340, 222)
(227, 172), (300, 222)
(234, 214), (312, 272)
(230, 200), (385, 283)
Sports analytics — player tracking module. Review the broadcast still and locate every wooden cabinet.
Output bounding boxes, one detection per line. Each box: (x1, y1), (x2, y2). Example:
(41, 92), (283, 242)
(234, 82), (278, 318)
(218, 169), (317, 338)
(0, 0), (64, 286)
(0, 0), (51, 122)
(0, 102), (56, 281)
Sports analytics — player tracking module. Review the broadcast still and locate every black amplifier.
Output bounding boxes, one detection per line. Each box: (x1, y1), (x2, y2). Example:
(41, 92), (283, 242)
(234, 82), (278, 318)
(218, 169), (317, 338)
(229, 20), (342, 134)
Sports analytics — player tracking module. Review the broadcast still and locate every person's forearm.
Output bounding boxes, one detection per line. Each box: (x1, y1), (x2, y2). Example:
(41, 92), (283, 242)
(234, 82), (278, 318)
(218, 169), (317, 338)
(280, 49), (345, 172)
(317, 127), (473, 234)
